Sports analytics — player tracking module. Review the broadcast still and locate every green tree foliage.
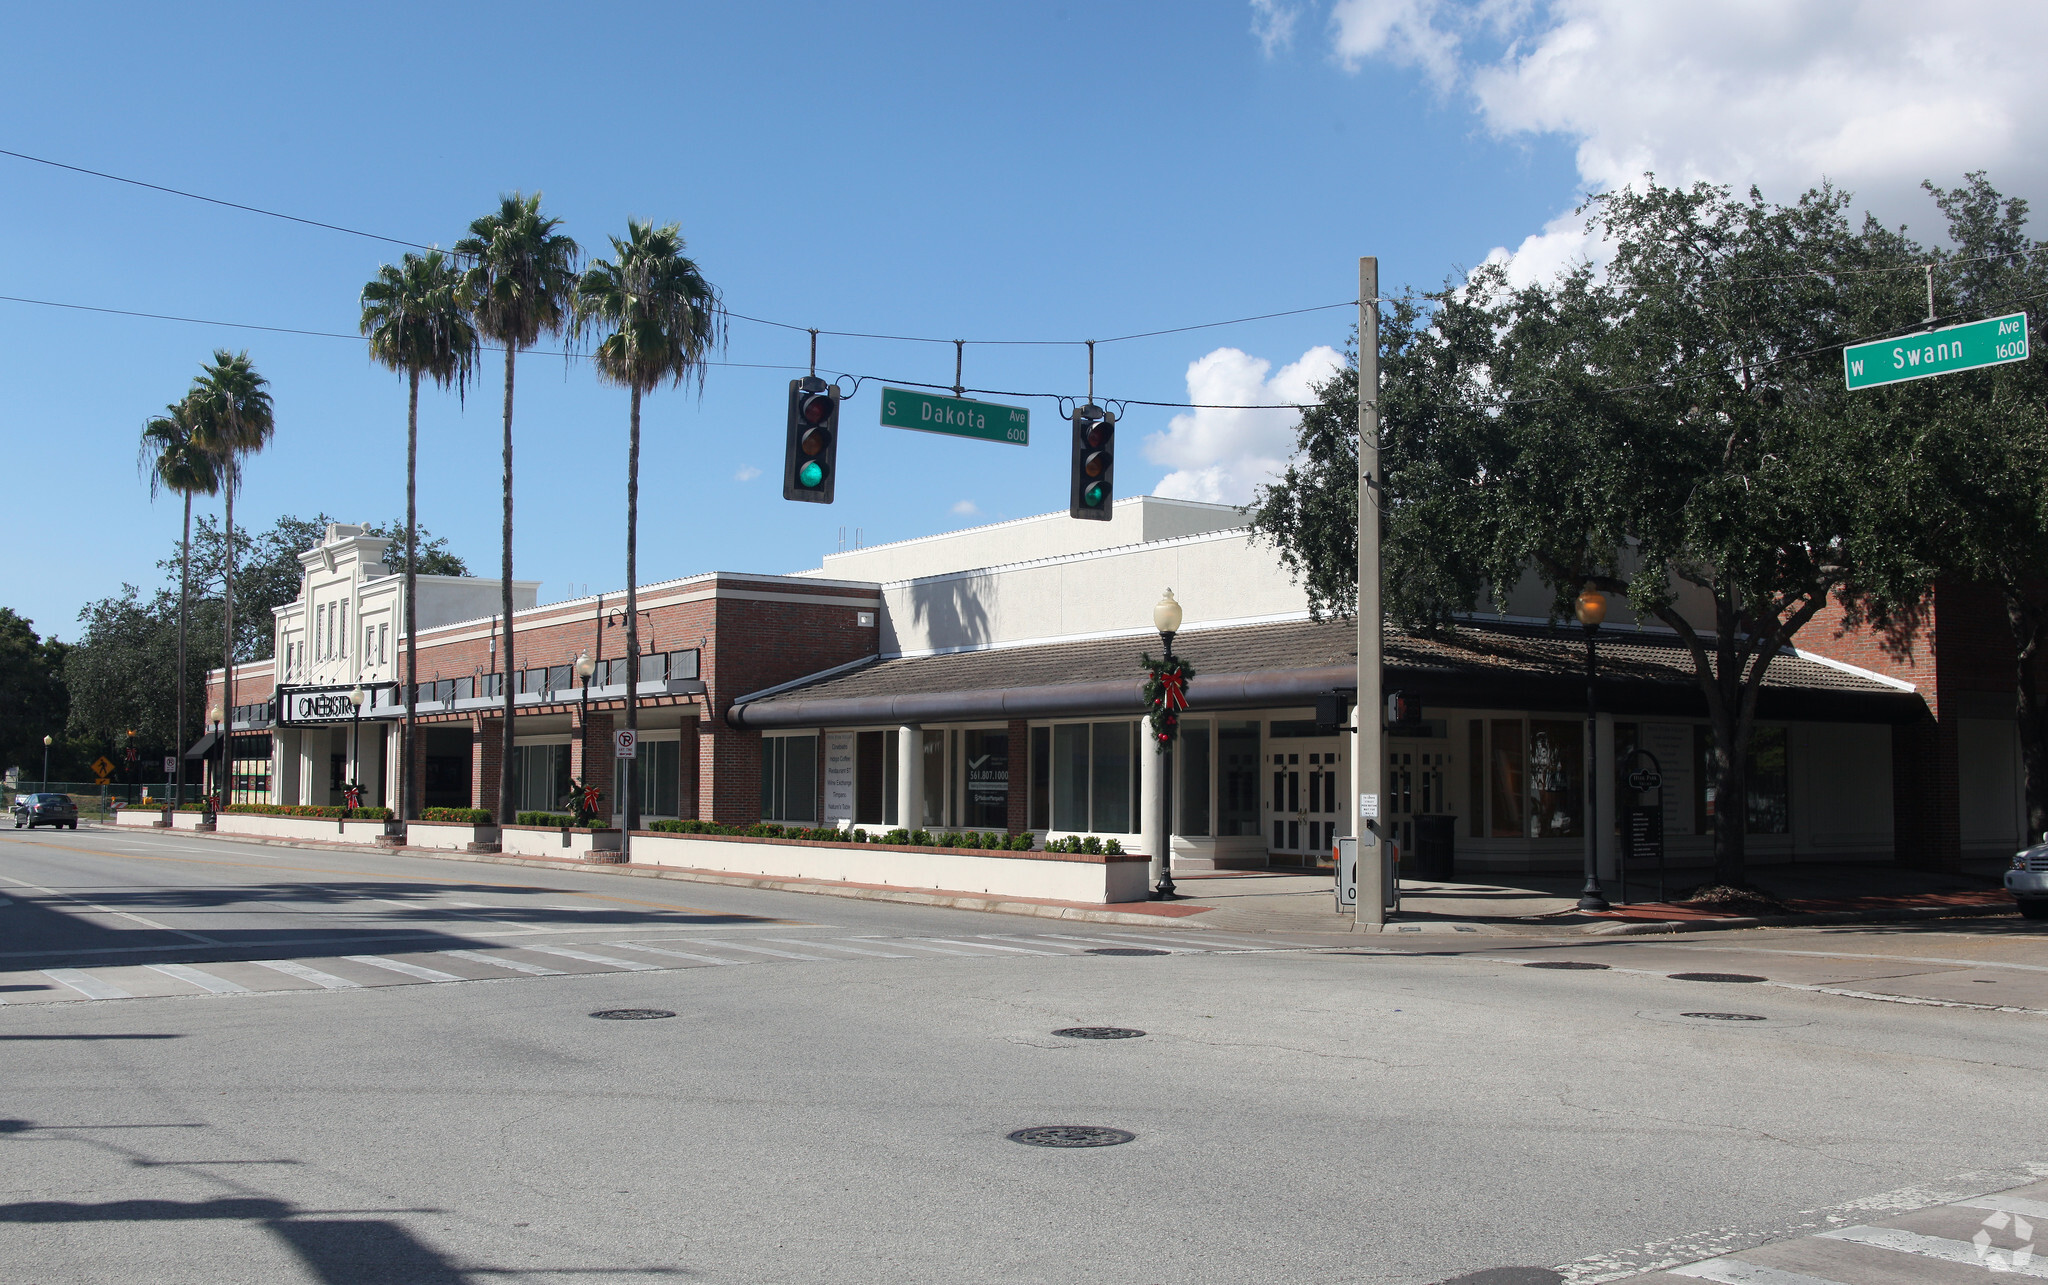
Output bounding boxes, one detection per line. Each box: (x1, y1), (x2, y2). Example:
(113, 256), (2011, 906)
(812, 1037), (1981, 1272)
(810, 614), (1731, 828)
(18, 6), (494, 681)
(0, 609), (74, 777)
(62, 587), (211, 764)
(1252, 177), (1939, 883)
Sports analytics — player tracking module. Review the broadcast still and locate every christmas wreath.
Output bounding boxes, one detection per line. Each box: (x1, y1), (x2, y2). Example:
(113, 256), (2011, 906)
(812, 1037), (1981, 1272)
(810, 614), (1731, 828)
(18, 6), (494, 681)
(1140, 652), (1195, 748)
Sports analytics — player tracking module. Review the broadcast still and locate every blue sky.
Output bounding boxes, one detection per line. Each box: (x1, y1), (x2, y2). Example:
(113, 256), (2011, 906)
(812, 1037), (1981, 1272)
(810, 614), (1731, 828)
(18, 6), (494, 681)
(5, 1), (2040, 642)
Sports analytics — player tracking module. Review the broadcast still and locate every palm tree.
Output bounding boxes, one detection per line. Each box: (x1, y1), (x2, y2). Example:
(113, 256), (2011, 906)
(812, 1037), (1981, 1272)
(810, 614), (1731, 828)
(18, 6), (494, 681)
(190, 350), (275, 811)
(138, 395), (222, 814)
(361, 250), (479, 826)
(455, 193), (579, 829)
(576, 220), (724, 838)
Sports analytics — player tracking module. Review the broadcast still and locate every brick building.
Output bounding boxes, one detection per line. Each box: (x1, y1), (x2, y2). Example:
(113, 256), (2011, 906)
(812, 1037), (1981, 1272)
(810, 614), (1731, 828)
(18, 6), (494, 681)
(200, 502), (2035, 878)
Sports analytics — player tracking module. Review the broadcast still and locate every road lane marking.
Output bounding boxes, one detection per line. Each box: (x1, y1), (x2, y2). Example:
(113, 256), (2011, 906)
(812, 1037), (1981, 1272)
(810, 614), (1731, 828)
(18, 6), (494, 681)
(767, 938), (917, 959)
(1040, 933), (1202, 953)
(42, 969), (131, 999)
(0, 874), (221, 944)
(145, 963), (249, 994)
(343, 955), (464, 982)
(249, 960), (359, 989)
(1960, 1193), (2048, 1219)
(608, 942), (742, 966)
(687, 940), (834, 961)
(870, 939), (976, 956)
(1817, 1223), (2048, 1275)
(1669, 1258), (1850, 1284)
(1644, 941), (2048, 975)
(916, 938), (1061, 956)
(440, 949), (564, 976)
(521, 945), (660, 971)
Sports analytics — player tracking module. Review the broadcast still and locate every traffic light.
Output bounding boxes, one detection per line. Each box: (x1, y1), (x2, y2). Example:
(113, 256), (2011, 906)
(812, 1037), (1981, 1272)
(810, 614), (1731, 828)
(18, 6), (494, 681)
(782, 376), (838, 503)
(1069, 402), (1115, 520)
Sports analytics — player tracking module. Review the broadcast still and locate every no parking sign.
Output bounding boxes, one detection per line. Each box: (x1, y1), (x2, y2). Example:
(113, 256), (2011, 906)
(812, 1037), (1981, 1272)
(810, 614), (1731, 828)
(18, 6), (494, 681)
(614, 729), (638, 759)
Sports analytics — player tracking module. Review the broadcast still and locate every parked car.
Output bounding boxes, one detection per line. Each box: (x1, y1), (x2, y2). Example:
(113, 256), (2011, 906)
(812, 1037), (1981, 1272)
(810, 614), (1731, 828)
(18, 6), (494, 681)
(2008, 833), (2048, 919)
(13, 793), (80, 830)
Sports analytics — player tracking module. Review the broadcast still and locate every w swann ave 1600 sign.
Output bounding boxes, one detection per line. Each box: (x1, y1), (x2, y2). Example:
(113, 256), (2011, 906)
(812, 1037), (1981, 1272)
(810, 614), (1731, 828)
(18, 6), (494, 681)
(1844, 312), (2028, 389)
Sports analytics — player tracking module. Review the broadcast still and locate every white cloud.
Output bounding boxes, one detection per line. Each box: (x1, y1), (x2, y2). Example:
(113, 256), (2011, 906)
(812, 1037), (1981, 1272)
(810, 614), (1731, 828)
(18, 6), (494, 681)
(950, 499), (980, 516)
(1306, 1), (2048, 279)
(1250, 0), (1301, 55)
(734, 465), (761, 482)
(1144, 345), (1346, 505)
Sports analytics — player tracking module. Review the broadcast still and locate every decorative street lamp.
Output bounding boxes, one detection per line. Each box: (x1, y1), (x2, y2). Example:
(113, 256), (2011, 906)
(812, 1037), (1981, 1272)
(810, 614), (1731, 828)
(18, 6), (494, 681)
(1574, 586), (1612, 913)
(1150, 588), (1185, 901)
(41, 733), (52, 789)
(204, 704), (223, 822)
(348, 686), (366, 812)
(574, 649), (597, 777)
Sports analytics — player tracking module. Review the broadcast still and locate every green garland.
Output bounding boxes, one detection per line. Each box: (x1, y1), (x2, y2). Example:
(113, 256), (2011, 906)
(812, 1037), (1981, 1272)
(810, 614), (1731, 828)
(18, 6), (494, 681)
(1139, 652), (1196, 747)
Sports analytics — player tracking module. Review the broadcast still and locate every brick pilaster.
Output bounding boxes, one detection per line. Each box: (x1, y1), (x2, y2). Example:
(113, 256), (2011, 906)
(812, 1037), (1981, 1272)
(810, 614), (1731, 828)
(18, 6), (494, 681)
(472, 716), (502, 818)
(569, 708), (616, 815)
(700, 722), (761, 826)
(678, 716), (700, 820)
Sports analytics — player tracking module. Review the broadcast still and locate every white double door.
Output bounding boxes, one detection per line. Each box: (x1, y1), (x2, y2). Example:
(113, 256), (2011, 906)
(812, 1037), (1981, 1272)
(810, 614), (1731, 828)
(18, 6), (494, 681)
(1269, 739), (1347, 864)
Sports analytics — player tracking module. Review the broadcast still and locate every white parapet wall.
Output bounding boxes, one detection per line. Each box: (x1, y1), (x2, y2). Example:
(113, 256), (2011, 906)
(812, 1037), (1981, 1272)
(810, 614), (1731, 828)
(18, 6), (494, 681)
(627, 832), (1151, 904)
(500, 825), (621, 859)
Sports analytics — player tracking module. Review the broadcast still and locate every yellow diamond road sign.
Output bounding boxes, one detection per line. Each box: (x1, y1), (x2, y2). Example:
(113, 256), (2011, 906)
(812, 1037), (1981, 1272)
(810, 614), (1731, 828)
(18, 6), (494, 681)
(91, 756), (116, 781)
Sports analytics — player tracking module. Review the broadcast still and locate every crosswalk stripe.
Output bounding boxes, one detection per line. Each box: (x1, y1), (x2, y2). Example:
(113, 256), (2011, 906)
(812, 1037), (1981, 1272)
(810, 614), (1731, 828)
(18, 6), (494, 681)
(1817, 1224), (2048, 1276)
(1103, 931), (1268, 951)
(1669, 1257), (1851, 1285)
(343, 955), (464, 982)
(42, 968), (131, 1000)
(689, 940), (835, 961)
(249, 959), (359, 989)
(978, 934), (1094, 952)
(440, 949), (563, 977)
(608, 942), (741, 966)
(875, 939), (977, 956)
(917, 938), (1062, 956)
(145, 963), (249, 994)
(1961, 1194), (2048, 1220)
(521, 945), (660, 971)
(771, 939), (917, 959)
(1041, 933), (1200, 953)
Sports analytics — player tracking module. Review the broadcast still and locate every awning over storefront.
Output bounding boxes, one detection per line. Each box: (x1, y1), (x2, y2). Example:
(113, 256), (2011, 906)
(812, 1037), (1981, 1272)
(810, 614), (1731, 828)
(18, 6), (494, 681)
(183, 731), (219, 759)
(728, 617), (1927, 730)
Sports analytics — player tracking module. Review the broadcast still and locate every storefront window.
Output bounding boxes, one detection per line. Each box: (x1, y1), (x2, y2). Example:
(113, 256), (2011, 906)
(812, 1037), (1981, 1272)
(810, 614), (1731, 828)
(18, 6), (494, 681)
(1178, 720), (1211, 836)
(510, 743), (571, 815)
(1029, 727), (1051, 830)
(1528, 720), (1583, 838)
(1694, 724), (1789, 835)
(634, 739), (681, 818)
(1091, 722), (1134, 833)
(1217, 720), (1260, 836)
(761, 735), (818, 823)
(1488, 719), (1525, 837)
(1046, 721), (1141, 833)
(1468, 721), (1485, 838)
(854, 731), (897, 826)
(963, 728), (1008, 828)
(1052, 724), (1089, 831)
(921, 730), (946, 827)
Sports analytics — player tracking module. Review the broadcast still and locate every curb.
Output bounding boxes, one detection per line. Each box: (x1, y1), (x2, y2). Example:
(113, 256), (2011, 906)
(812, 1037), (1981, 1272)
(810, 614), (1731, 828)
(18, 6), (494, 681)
(1586, 900), (2016, 935)
(97, 825), (1214, 928)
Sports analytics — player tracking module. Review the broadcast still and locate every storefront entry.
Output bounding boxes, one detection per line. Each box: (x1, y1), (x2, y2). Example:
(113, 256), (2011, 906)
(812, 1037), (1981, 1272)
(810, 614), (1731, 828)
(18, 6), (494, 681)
(1384, 740), (1450, 859)
(1268, 738), (1346, 865)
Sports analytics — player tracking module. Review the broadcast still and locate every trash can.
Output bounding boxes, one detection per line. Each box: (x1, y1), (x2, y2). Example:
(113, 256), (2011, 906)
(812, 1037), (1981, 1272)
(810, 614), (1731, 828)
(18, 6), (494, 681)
(1410, 815), (1456, 881)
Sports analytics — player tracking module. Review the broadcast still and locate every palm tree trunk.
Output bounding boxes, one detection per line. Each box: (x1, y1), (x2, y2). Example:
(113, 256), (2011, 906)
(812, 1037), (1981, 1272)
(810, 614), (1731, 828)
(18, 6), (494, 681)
(497, 345), (517, 830)
(218, 462), (237, 812)
(173, 490), (191, 813)
(403, 368), (420, 826)
(624, 384), (641, 844)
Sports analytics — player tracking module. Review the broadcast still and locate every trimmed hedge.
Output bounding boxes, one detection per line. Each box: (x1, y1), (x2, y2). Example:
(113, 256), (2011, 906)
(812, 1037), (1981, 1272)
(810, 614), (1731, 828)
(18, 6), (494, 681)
(420, 807), (493, 824)
(514, 811), (608, 828)
(224, 803), (394, 820)
(646, 819), (1045, 852)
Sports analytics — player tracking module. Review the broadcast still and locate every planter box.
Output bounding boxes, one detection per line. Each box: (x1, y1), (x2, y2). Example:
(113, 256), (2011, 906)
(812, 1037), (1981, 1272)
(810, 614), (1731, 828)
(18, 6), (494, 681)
(627, 832), (1150, 904)
(403, 819), (502, 852)
(214, 813), (395, 844)
(500, 824), (622, 859)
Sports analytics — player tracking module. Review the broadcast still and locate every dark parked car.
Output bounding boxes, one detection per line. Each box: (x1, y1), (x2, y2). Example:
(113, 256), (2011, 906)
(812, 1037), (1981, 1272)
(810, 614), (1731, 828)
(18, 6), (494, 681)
(13, 793), (79, 830)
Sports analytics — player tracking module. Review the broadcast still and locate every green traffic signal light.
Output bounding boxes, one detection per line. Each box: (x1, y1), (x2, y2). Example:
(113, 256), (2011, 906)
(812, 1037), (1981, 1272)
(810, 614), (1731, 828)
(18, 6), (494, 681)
(798, 460), (825, 489)
(1083, 481), (1106, 507)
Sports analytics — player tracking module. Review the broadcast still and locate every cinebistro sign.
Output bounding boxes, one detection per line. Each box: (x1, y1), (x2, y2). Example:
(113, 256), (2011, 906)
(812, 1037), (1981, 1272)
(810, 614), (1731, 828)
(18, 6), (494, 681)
(278, 684), (389, 725)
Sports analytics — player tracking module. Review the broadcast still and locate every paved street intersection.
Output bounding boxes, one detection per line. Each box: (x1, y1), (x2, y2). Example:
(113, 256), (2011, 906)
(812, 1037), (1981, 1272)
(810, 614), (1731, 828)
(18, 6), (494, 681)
(6, 824), (2048, 1284)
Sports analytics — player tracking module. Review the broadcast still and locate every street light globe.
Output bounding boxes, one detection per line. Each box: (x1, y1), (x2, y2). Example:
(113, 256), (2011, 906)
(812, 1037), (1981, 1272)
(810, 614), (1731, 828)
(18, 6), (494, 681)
(349, 686), (366, 708)
(208, 704), (223, 724)
(574, 650), (596, 681)
(1153, 588), (1184, 635)
(1575, 588), (1609, 628)
(43, 734), (52, 747)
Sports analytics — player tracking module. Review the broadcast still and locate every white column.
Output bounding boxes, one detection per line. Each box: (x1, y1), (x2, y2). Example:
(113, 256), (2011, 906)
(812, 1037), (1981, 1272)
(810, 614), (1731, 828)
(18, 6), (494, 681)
(275, 729), (300, 804)
(1140, 735), (1164, 880)
(896, 724), (921, 832)
(1594, 713), (1617, 880)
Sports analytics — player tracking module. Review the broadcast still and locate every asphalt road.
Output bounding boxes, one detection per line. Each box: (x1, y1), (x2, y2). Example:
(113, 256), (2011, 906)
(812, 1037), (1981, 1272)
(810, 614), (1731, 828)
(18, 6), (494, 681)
(4, 824), (2048, 1284)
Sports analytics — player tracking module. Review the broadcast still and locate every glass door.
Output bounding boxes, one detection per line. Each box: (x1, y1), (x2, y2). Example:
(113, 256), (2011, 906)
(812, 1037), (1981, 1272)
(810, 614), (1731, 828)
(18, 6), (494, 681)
(1268, 741), (1345, 865)
(1384, 741), (1448, 857)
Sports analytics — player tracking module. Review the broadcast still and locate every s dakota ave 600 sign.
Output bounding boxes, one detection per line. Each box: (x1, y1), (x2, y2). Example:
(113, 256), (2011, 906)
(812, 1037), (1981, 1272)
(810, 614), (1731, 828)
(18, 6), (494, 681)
(1844, 312), (2028, 389)
(879, 387), (1029, 445)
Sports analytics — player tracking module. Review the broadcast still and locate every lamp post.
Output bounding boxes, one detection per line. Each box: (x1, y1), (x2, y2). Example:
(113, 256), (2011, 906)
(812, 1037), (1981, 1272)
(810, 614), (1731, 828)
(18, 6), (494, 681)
(348, 686), (366, 812)
(41, 734), (51, 789)
(204, 704), (223, 822)
(1151, 588), (1184, 901)
(1574, 587), (1611, 913)
(574, 649), (596, 781)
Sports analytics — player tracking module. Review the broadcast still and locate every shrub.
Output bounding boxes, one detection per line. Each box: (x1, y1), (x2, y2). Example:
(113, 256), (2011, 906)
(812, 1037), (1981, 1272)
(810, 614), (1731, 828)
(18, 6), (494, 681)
(420, 807), (492, 824)
(516, 811), (573, 827)
(224, 803), (393, 820)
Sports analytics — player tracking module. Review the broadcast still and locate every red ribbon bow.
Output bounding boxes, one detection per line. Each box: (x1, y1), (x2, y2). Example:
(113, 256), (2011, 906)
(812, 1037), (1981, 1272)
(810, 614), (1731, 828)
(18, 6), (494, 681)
(580, 784), (602, 814)
(1157, 667), (1188, 713)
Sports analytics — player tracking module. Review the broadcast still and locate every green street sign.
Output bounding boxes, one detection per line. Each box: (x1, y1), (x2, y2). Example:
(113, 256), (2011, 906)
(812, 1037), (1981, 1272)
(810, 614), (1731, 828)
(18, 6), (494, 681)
(879, 387), (1029, 446)
(1844, 312), (2028, 389)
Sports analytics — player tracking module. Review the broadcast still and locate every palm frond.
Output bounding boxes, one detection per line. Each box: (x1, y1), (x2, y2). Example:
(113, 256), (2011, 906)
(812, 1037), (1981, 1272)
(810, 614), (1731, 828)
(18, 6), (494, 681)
(453, 192), (582, 351)
(360, 249), (480, 393)
(574, 218), (726, 395)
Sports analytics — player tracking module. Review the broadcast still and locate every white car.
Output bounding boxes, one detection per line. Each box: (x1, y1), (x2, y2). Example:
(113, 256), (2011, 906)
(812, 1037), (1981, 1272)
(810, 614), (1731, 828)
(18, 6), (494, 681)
(2006, 834), (2048, 920)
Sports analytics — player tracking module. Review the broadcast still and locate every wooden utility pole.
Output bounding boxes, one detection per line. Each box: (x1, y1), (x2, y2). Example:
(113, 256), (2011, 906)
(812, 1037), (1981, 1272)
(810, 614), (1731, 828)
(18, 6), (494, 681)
(1355, 257), (1386, 928)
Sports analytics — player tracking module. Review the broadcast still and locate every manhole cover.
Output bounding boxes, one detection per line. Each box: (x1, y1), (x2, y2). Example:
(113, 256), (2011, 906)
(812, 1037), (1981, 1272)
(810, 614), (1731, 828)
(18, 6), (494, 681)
(590, 1008), (676, 1020)
(1006, 1126), (1136, 1148)
(1086, 948), (1168, 956)
(1668, 972), (1767, 984)
(1683, 1012), (1766, 1021)
(1525, 961), (1609, 970)
(1052, 1027), (1146, 1039)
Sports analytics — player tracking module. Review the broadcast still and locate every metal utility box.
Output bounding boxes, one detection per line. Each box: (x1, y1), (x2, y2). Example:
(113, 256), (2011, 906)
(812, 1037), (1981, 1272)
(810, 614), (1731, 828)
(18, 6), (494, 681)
(1334, 835), (1400, 914)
